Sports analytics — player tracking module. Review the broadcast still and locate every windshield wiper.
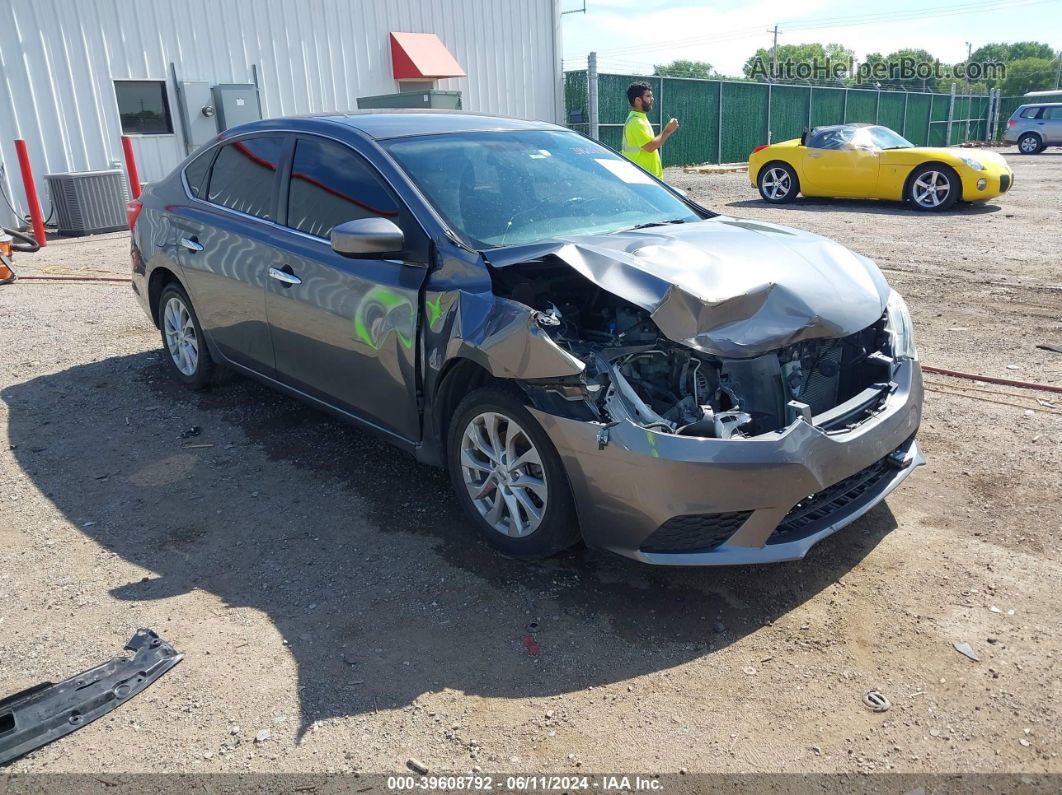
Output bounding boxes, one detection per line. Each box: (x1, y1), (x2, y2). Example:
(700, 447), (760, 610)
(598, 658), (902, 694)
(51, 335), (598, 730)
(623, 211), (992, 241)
(624, 219), (688, 231)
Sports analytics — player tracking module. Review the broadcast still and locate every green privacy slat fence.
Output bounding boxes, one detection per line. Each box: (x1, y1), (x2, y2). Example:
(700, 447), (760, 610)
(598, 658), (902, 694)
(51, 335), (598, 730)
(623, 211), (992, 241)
(564, 70), (1025, 167)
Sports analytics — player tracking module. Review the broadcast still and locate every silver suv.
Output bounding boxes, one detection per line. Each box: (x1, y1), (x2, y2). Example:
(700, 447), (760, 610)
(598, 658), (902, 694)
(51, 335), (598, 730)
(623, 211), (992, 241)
(1003, 102), (1062, 153)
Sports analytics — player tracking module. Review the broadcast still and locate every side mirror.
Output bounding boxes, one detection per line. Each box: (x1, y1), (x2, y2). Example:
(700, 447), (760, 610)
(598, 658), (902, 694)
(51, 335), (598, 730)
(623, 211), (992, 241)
(330, 218), (404, 257)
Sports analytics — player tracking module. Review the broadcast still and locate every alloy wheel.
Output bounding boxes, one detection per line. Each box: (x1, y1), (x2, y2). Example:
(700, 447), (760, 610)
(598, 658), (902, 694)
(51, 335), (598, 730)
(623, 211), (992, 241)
(912, 171), (950, 208)
(762, 167), (791, 200)
(163, 296), (199, 376)
(1019, 136), (1039, 153)
(459, 411), (548, 538)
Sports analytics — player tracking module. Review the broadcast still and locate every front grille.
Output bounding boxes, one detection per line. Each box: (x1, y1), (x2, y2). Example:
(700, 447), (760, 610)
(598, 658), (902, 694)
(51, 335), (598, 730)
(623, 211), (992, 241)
(641, 511), (753, 553)
(768, 455), (893, 543)
(1000, 174), (1012, 193)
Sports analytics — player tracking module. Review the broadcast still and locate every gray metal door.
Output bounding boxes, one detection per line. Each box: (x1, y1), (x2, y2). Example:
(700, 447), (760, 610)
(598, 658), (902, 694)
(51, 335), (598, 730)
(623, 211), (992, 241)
(265, 136), (428, 442)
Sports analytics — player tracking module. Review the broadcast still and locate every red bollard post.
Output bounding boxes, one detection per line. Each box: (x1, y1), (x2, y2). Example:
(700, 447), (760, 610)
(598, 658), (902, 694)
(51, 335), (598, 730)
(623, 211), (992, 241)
(121, 135), (141, 199)
(13, 139), (47, 247)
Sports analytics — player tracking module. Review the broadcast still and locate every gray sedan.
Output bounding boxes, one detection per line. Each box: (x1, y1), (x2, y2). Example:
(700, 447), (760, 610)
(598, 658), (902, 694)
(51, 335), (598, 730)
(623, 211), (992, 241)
(129, 111), (923, 565)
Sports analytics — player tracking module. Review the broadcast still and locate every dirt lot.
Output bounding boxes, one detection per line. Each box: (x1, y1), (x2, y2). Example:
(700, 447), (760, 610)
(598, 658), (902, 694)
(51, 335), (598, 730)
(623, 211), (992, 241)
(1, 147), (1059, 777)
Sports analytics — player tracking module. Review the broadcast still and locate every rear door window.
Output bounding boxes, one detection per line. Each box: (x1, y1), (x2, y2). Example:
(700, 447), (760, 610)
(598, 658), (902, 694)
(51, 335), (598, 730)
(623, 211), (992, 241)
(1045, 107), (1062, 120)
(285, 137), (400, 239)
(206, 136), (286, 221)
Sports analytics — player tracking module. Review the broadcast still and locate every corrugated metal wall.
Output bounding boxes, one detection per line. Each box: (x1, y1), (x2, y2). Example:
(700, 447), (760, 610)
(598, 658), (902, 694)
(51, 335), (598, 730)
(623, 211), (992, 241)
(0, 0), (562, 229)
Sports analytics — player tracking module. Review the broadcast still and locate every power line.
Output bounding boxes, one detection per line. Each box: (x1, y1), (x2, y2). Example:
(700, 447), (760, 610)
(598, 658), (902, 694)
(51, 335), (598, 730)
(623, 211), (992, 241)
(565, 0), (1053, 61)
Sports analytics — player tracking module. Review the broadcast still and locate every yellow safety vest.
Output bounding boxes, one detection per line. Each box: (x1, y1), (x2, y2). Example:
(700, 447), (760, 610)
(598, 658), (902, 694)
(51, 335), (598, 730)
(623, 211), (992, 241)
(621, 110), (662, 178)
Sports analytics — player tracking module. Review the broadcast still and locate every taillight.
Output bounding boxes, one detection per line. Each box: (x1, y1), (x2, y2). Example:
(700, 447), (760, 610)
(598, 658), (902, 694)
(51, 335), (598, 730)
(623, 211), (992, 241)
(126, 198), (143, 230)
(751, 144), (769, 155)
(1007, 119), (1016, 127)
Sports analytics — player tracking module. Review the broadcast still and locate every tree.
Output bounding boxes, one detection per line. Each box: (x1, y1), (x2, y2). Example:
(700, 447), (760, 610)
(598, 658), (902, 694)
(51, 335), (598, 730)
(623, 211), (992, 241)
(652, 60), (716, 79)
(969, 42), (1057, 88)
(1001, 56), (1061, 95)
(741, 42), (853, 84)
(971, 41), (1055, 63)
(857, 48), (943, 91)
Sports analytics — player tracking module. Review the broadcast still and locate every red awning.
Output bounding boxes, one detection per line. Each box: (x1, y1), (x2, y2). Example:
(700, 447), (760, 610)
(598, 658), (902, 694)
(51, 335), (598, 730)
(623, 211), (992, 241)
(390, 32), (466, 80)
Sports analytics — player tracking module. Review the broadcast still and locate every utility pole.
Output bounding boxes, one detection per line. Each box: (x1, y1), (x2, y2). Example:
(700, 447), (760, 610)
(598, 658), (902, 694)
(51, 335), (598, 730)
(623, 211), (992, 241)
(1056, 49), (1061, 90)
(964, 42), (973, 141)
(767, 25), (781, 81)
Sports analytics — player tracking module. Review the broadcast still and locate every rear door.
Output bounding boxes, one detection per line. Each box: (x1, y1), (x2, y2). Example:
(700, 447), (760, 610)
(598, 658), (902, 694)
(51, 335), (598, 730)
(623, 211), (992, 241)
(265, 134), (430, 442)
(174, 134), (289, 375)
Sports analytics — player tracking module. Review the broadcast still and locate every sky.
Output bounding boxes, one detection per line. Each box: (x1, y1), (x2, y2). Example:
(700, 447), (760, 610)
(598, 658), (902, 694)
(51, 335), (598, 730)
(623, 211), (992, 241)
(560, 0), (1062, 78)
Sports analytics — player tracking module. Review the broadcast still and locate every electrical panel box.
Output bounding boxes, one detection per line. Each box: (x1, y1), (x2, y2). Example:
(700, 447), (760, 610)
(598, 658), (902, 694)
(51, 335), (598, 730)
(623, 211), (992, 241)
(211, 84), (261, 131)
(356, 90), (462, 110)
(178, 81), (218, 151)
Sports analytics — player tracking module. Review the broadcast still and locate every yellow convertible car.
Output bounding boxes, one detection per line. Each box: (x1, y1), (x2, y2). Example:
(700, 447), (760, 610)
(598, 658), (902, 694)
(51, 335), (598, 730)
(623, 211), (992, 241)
(748, 123), (1014, 211)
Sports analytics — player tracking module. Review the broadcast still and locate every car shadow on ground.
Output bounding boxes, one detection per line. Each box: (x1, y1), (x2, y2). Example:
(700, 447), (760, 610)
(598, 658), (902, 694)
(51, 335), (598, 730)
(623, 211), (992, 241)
(3, 352), (899, 734)
(725, 197), (1004, 217)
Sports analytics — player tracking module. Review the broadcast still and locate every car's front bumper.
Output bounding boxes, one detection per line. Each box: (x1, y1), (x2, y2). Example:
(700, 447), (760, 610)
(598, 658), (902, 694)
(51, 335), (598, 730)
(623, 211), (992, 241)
(531, 359), (923, 566)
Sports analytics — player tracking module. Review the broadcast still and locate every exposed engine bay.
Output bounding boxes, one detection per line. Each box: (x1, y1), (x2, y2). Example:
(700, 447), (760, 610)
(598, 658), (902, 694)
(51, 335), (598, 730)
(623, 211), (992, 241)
(492, 261), (895, 439)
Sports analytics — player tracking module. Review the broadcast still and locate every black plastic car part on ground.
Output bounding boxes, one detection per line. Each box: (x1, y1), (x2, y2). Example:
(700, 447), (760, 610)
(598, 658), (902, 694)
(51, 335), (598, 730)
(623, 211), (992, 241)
(0, 629), (182, 766)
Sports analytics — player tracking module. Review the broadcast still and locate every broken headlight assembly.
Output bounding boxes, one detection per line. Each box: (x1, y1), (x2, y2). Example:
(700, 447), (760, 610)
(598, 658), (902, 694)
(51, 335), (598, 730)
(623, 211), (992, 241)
(886, 290), (918, 361)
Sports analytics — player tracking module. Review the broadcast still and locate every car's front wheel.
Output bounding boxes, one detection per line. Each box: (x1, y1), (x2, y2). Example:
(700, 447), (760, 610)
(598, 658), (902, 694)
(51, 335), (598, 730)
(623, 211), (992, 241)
(447, 385), (580, 559)
(158, 282), (214, 389)
(758, 162), (799, 203)
(907, 164), (960, 211)
(1017, 132), (1043, 154)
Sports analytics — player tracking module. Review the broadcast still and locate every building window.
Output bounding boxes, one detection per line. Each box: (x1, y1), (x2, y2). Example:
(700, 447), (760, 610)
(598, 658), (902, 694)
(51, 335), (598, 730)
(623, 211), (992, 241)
(114, 80), (173, 135)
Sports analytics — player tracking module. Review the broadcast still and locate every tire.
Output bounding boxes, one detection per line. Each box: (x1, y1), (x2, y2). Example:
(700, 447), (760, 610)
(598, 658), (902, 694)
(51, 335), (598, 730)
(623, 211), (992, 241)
(158, 282), (214, 389)
(447, 384), (581, 560)
(1017, 132), (1043, 154)
(906, 164), (960, 211)
(757, 162), (799, 203)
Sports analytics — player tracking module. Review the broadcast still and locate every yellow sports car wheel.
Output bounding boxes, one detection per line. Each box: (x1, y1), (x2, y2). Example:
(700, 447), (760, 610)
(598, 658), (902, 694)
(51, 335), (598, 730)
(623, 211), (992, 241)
(758, 162), (799, 203)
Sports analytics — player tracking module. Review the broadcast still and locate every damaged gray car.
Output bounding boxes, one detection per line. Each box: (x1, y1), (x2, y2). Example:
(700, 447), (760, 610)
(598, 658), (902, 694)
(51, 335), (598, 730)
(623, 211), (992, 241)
(130, 111), (923, 565)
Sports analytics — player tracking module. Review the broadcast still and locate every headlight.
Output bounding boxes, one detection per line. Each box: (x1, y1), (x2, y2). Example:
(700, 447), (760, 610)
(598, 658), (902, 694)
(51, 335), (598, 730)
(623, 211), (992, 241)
(887, 290), (918, 361)
(959, 156), (985, 171)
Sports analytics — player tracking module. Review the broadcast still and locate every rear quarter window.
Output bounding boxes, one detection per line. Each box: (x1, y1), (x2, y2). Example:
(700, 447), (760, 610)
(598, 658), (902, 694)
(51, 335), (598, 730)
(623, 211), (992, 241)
(183, 148), (215, 198)
(1019, 107), (1042, 119)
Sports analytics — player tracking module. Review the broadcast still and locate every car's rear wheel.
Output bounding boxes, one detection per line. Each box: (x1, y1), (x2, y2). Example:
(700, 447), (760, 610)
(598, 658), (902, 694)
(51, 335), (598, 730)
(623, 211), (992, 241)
(447, 384), (580, 559)
(158, 282), (214, 389)
(1017, 132), (1043, 154)
(907, 164), (959, 211)
(758, 162), (799, 203)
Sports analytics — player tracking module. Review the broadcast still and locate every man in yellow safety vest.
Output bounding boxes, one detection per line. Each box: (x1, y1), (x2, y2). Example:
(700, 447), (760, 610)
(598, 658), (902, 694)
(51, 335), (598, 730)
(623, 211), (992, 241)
(621, 81), (679, 179)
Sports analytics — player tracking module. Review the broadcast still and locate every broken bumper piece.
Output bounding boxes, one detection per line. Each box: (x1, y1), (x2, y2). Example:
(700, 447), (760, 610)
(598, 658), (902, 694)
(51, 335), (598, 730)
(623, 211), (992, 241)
(0, 629), (182, 765)
(530, 359), (923, 566)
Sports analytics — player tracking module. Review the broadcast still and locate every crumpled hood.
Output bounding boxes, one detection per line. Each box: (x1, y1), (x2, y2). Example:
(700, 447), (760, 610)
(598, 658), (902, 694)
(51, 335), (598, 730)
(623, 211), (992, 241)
(486, 216), (891, 358)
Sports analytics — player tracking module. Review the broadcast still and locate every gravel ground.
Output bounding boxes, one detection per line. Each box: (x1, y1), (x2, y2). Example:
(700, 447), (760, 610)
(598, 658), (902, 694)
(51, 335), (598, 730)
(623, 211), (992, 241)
(0, 147), (1059, 776)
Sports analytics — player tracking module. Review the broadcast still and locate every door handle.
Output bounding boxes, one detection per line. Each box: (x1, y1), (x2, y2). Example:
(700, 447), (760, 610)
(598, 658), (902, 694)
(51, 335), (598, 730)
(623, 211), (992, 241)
(179, 237), (203, 253)
(269, 266), (302, 286)
(808, 152), (822, 158)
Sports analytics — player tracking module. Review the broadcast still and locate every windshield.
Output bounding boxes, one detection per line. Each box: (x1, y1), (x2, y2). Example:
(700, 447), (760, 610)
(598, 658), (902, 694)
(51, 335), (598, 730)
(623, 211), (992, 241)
(384, 130), (702, 249)
(862, 126), (914, 150)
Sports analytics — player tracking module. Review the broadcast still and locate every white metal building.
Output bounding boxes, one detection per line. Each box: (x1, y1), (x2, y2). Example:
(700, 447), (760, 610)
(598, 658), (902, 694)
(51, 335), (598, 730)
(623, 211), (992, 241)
(0, 0), (563, 230)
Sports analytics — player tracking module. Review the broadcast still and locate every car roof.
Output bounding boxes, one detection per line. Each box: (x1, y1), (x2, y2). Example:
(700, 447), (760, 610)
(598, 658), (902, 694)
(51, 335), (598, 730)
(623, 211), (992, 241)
(1017, 102), (1062, 107)
(222, 110), (566, 141)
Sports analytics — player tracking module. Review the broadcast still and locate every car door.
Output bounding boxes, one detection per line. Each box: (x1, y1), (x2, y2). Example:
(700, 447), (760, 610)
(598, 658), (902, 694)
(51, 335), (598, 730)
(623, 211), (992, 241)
(173, 134), (288, 375)
(265, 134), (430, 442)
(800, 128), (880, 198)
(1043, 106), (1062, 145)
